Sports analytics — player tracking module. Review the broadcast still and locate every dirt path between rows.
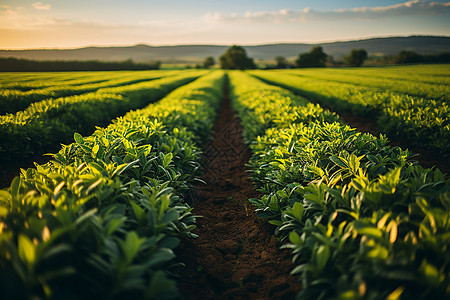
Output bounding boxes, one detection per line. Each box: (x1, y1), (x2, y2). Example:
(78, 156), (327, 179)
(176, 82), (301, 299)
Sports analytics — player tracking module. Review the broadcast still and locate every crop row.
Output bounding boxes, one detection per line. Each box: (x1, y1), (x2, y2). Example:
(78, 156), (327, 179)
(333, 64), (450, 85)
(0, 70), (185, 114)
(0, 71), (225, 299)
(0, 71), (206, 166)
(282, 65), (449, 101)
(0, 72), (109, 88)
(285, 65), (450, 85)
(249, 70), (450, 158)
(0, 70), (180, 89)
(229, 71), (450, 299)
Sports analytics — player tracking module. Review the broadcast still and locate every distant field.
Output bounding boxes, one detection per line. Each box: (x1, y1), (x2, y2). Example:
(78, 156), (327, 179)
(249, 64), (450, 157)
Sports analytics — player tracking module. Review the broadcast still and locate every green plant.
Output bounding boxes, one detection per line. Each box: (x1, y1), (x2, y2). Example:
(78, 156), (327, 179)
(0, 71), (208, 166)
(229, 70), (450, 299)
(0, 71), (225, 299)
(249, 67), (450, 157)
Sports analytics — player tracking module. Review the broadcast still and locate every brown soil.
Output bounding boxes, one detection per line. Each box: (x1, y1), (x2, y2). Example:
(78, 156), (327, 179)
(339, 112), (450, 176)
(176, 83), (301, 299)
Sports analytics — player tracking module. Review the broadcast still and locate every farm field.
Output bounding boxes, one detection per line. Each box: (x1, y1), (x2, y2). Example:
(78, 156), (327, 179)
(249, 64), (450, 164)
(0, 70), (207, 183)
(0, 70), (187, 114)
(0, 65), (449, 300)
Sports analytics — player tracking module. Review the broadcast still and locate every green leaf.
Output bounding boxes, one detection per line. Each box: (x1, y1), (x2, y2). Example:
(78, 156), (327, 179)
(53, 181), (65, 195)
(159, 194), (171, 218)
(147, 248), (175, 268)
(0, 190), (12, 203)
(289, 231), (302, 245)
(10, 176), (21, 200)
(78, 144), (91, 154)
(0, 190), (12, 211)
(122, 231), (144, 264)
(86, 178), (103, 195)
(105, 217), (126, 237)
(268, 220), (283, 226)
(112, 156), (124, 165)
(92, 144), (100, 157)
(75, 208), (97, 225)
(330, 156), (347, 168)
(386, 286), (405, 300)
(74, 132), (83, 144)
(351, 177), (366, 191)
(338, 290), (358, 299)
(308, 165), (325, 177)
(156, 187), (173, 198)
(130, 200), (146, 224)
(41, 244), (72, 262)
(122, 138), (133, 149)
(256, 209), (275, 219)
(367, 244), (389, 260)
(315, 245), (330, 271)
(292, 202), (304, 220)
(354, 221), (383, 239)
(89, 162), (104, 174)
(290, 263), (312, 275)
(163, 152), (173, 168)
(117, 159), (140, 176)
(147, 270), (176, 298)
(111, 163), (128, 177)
(276, 190), (288, 198)
(161, 208), (179, 224)
(433, 168), (444, 182)
(18, 234), (36, 266)
(420, 260), (441, 286)
(0, 206), (8, 217)
(357, 227), (383, 239)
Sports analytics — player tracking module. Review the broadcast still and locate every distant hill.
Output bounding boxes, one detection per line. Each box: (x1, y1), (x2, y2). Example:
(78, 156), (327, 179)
(1, 36), (449, 64)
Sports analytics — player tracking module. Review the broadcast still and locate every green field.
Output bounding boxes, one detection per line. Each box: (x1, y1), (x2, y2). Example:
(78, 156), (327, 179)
(249, 64), (450, 157)
(0, 65), (449, 299)
(0, 70), (208, 166)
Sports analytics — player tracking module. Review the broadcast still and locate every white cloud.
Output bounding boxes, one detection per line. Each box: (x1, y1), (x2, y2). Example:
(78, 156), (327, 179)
(205, 1), (450, 23)
(32, 2), (52, 11)
(0, 4), (21, 15)
(0, 7), (62, 29)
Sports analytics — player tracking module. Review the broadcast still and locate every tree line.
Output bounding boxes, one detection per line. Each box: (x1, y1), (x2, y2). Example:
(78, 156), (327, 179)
(0, 57), (161, 72)
(215, 45), (367, 69)
(1, 47), (449, 72)
(215, 45), (450, 69)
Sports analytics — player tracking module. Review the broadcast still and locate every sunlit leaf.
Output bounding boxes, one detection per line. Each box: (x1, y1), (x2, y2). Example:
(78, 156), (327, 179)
(18, 234), (36, 265)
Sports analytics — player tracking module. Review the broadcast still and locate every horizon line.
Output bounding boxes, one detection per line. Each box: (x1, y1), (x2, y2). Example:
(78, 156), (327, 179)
(1, 34), (449, 51)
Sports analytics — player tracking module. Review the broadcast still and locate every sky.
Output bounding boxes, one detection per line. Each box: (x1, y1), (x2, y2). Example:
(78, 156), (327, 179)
(0, 0), (449, 49)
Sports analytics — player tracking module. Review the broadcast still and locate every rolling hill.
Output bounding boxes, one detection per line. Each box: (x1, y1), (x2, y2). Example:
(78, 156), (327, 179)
(0, 36), (449, 64)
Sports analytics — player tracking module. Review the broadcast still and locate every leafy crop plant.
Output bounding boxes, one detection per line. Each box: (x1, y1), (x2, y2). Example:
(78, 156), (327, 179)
(0, 71), (225, 299)
(229, 70), (450, 300)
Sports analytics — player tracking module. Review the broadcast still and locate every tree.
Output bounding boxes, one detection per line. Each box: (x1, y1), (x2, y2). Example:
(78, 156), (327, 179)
(275, 56), (288, 69)
(219, 45), (256, 69)
(203, 56), (215, 68)
(345, 49), (368, 67)
(395, 50), (424, 64)
(296, 46), (327, 68)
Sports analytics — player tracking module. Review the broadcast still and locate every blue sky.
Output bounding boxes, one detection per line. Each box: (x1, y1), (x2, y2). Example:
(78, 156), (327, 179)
(0, 0), (449, 48)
